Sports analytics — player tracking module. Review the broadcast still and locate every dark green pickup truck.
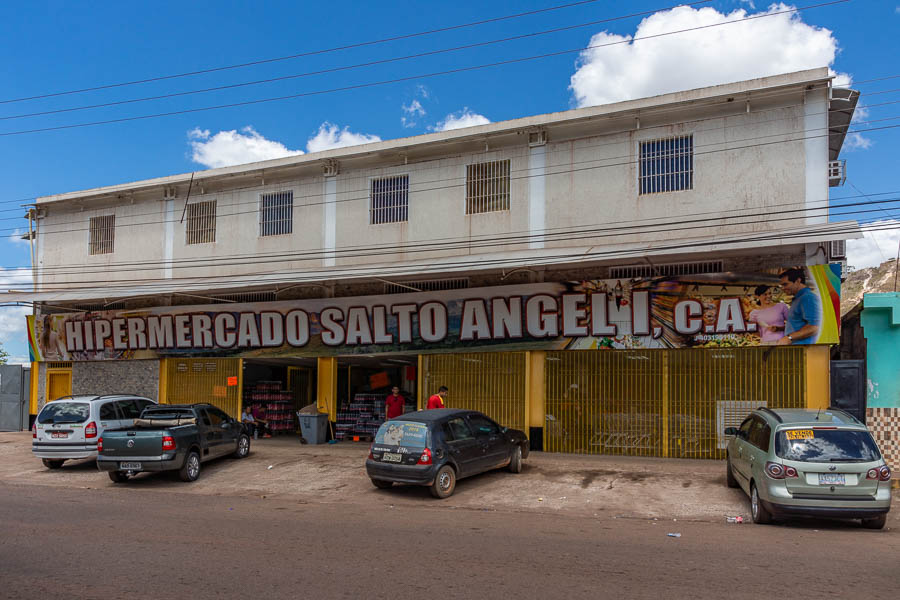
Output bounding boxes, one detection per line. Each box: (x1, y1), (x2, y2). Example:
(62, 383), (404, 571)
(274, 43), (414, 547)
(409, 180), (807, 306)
(96, 403), (251, 483)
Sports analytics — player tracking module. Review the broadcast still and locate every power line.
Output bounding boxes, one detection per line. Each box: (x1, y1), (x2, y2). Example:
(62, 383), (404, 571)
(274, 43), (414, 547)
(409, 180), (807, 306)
(9, 188), (898, 276)
(9, 201), (898, 286)
(9, 221), (898, 297)
(0, 0), (849, 138)
(0, 2), (714, 122)
(0, 0), (613, 106)
(5, 114), (898, 238)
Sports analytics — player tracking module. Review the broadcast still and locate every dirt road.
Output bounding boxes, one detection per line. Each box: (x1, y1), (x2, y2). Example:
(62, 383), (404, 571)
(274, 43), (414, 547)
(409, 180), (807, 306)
(2, 481), (898, 600)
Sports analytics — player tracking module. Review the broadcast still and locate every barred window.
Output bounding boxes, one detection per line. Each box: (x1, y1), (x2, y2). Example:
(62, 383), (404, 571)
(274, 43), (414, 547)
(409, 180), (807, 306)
(260, 191), (293, 236)
(466, 159), (510, 214)
(186, 200), (216, 245)
(639, 135), (693, 195)
(88, 214), (115, 255)
(370, 176), (409, 224)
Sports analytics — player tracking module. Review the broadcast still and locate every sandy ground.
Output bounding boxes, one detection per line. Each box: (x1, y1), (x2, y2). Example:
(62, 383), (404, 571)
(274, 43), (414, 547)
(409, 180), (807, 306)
(6, 430), (898, 526)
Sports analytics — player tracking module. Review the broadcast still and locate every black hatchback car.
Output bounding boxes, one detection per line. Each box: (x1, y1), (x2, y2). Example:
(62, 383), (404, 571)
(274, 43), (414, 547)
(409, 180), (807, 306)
(365, 409), (529, 498)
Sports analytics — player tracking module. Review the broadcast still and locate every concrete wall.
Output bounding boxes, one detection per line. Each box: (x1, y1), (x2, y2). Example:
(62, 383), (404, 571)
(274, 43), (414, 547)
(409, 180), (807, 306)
(35, 92), (821, 290)
(861, 293), (900, 473)
(71, 360), (160, 402)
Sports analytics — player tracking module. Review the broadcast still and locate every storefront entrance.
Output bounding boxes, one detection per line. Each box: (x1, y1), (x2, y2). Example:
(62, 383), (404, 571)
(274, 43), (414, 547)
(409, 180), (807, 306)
(333, 354), (418, 441)
(543, 347), (806, 459)
(241, 358), (316, 435)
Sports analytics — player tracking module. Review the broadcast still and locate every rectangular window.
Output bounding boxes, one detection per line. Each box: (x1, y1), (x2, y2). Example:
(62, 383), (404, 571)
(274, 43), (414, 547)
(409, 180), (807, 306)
(88, 214), (115, 255)
(370, 176), (409, 224)
(259, 191), (293, 236)
(639, 135), (693, 195)
(186, 200), (216, 245)
(466, 159), (510, 214)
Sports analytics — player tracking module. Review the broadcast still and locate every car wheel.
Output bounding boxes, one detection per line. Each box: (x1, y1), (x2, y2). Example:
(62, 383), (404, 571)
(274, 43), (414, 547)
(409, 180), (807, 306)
(750, 483), (772, 524)
(179, 451), (201, 482)
(861, 514), (887, 530)
(430, 465), (456, 499)
(508, 445), (523, 473)
(371, 479), (393, 489)
(232, 434), (251, 459)
(726, 455), (739, 488)
(42, 459), (65, 469)
(108, 471), (129, 484)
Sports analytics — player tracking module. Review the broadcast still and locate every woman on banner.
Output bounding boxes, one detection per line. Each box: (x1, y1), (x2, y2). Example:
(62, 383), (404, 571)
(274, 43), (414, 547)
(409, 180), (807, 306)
(748, 285), (789, 345)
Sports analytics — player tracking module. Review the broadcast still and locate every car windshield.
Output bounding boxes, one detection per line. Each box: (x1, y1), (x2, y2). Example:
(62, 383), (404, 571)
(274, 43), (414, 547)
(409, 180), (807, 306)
(775, 429), (882, 463)
(374, 421), (428, 449)
(38, 402), (90, 424)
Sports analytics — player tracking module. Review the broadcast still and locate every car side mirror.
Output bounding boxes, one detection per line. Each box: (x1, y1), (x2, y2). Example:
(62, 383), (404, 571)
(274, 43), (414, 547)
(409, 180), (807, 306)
(724, 427), (739, 436)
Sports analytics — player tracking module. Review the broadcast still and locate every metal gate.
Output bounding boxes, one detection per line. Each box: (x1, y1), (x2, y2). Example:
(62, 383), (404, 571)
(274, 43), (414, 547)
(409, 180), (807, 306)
(830, 360), (866, 423)
(46, 362), (72, 403)
(545, 347), (806, 459)
(421, 352), (526, 432)
(162, 358), (242, 418)
(0, 365), (26, 431)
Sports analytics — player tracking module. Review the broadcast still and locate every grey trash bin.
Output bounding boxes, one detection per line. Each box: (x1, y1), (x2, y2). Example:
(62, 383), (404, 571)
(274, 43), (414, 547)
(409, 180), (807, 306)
(298, 413), (329, 444)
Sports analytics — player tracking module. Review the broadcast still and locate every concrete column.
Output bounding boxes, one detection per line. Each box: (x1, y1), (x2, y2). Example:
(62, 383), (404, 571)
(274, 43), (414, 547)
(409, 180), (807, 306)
(528, 145), (547, 250)
(323, 178), (337, 267)
(804, 345), (830, 410)
(317, 357), (338, 420)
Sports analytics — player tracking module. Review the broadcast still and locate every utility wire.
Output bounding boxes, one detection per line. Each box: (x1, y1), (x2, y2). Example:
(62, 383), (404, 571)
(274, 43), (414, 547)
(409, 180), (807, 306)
(5, 114), (899, 237)
(0, 0), (849, 138)
(8, 201), (899, 285)
(0, 2), (713, 122)
(9, 221), (898, 296)
(0, 0), (613, 105)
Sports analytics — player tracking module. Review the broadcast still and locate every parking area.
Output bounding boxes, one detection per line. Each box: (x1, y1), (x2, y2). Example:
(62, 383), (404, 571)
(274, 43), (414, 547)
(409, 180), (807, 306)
(2, 431), (897, 527)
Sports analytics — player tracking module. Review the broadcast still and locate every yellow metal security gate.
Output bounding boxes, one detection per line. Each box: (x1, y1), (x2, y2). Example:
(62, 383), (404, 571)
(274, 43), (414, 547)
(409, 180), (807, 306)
(161, 358), (243, 418)
(421, 352), (526, 433)
(544, 348), (806, 459)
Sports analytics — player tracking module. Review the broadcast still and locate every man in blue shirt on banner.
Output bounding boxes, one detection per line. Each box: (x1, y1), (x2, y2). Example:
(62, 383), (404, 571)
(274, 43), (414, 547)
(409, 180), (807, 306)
(776, 268), (821, 345)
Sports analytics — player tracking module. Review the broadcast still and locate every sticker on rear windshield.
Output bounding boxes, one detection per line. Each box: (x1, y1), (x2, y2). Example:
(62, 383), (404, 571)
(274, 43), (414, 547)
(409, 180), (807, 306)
(376, 422), (427, 447)
(785, 429), (814, 440)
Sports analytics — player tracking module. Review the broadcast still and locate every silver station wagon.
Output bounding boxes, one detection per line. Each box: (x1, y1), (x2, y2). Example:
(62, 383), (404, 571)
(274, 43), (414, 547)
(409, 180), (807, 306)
(725, 408), (892, 529)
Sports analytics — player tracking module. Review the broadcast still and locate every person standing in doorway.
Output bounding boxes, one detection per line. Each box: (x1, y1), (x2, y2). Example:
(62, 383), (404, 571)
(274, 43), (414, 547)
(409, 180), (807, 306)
(385, 386), (405, 420)
(427, 386), (448, 409)
(776, 268), (821, 346)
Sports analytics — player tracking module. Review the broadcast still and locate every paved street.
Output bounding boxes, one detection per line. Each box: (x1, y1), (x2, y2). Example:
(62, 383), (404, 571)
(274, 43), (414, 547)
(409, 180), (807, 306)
(2, 432), (899, 599)
(2, 481), (898, 600)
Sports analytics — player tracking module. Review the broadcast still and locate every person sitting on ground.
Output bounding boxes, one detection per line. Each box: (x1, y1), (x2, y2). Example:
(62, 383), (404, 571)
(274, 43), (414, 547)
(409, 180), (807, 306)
(251, 404), (273, 438)
(242, 405), (272, 438)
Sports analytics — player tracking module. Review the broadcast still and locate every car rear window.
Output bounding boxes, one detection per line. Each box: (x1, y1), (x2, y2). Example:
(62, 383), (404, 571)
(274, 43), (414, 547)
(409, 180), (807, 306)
(141, 408), (195, 420)
(775, 429), (882, 463)
(374, 421), (429, 449)
(38, 402), (90, 424)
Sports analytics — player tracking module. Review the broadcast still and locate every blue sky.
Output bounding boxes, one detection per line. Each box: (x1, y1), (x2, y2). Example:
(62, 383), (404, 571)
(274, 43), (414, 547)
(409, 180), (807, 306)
(1, 0), (898, 363)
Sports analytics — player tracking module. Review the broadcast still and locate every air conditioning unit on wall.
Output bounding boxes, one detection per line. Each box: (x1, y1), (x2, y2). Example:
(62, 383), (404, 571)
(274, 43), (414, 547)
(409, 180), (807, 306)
(828, 159), (846, 187)
(830, 239), (847, 259)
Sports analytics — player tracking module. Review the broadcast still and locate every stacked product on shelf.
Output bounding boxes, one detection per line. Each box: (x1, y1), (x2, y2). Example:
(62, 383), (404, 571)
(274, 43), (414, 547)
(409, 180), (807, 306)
(334, 393), (386, 441)
(245, 380), (295, 434)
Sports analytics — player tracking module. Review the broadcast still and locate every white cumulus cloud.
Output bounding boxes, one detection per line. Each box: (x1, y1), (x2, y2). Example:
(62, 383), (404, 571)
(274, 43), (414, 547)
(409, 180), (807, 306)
(305, 123), (381, 153)
(570, 4), (850, 108)
(432, 108), (491, 132)
(846, 220), (900, 270)
(401, 99), (426, 128)
(189, 126), (304, 169)
(0, 267), (33, 357)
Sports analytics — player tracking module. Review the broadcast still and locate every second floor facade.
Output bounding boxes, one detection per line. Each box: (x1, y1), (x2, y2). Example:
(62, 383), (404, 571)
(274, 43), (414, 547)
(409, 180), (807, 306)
(28, 68), (856, 294)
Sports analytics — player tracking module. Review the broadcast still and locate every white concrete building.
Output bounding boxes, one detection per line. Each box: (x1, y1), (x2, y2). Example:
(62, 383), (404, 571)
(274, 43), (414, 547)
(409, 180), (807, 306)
(13, 68), (862, 458)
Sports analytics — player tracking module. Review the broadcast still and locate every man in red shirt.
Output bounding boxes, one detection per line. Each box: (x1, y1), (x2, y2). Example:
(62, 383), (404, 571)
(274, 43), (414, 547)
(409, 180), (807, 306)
(385, 386), (405, 420)
(427, 386), (448, 409)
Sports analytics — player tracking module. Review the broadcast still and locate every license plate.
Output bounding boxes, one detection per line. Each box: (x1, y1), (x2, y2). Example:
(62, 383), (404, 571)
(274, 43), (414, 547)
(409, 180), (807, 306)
(818, 473), (845, 485)
(50, 432), (68, 439)
(120, 462), (142, 471)
(382, 453), (402, 463)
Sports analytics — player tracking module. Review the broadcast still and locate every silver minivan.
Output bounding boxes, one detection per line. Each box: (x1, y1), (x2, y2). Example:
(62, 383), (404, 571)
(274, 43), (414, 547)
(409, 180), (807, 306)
(32, 395), (157, 469)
